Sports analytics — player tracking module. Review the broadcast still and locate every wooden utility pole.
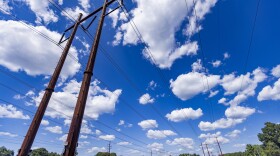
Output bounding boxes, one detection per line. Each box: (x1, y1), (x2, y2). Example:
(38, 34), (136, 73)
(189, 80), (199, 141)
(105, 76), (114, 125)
(62, 0), (118, 155)
(216, 137), (223, 156)
(17, 13), (83, 156)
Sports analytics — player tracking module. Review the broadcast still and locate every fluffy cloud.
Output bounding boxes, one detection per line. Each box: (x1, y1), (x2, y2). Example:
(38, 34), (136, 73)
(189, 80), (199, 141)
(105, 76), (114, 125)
(147, 142), (163, 151)
(45, 126), (62, 134)
(0, 0), (12, 13)
(218, 97), (227, 105)
(224, 52), (230, 59)
(59, 134), (67, 142)
(146, 130), (176, 139)
(170, 72), (220, 100)
(147, 80), (157, 90)
(24, 0), (58, 24)
(139, 93), (154, 105)
(80, 135), (88, 139)
(199, 105), (255, 131)
(212, 60), (222, 68)
(114, 0), (211, 68)
(226, 129), (241, 138)
(64, 119), (92, 135)
(87, 147), (106, 153)
(185, 0), (217, 36)
(166, 108), (203, 122)
(225, 106), (255, 119)
(0, 20), (80, 80)
(99, 135), (115, 141)
(271, 65), (280, 78)
(41, 120), (49, 126)
(0, 104), (30, 119)
(63, 7), (88, 20)
(199, 131), (229, 144)
(108, 8), (120, 28)
(221, 67), (266, 105)
(258, 78), (280, 101)
(117, 142), (132, 145)
(207, 91), (218, 98)
(198, 118), (244, 131)
(166, 138), (194, 149)
(0, 131), (17, 137)
(112, 31), (122, 46)
(192, 59), (204, 72)
(138, 119), (158, 130)
(118, 120), (125, 126)
(78, 0), (90, 11)
(33, 79), (122, 120)
(199, 131), (221, 139)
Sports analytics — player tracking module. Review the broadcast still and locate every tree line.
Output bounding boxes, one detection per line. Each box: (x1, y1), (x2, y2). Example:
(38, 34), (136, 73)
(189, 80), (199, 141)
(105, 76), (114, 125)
(224, 122), (280, 156)
(1, 122), (279, 156)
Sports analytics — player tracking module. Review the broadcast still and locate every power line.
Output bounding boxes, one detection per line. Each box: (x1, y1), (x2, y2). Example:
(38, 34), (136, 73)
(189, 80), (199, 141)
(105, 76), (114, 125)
(0, 94), (169, 154)
(80, 26), (193, 149)
(118, 0), (201, 146)
(239, 0), (261, 96)
(0, 11), (173, 155)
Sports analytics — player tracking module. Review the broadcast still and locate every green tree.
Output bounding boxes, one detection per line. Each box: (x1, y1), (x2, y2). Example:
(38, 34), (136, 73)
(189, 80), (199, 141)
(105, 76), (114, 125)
(263, 141), (280, 156)
(95, 152), (117, 156)
(258, 122), (280, 149)
(223, 152), (245, 156)
(179, 154), (199, 156)
(0, 146), (14, 156)
(29, 148), (60, 156)
(245, 144), (266, 156)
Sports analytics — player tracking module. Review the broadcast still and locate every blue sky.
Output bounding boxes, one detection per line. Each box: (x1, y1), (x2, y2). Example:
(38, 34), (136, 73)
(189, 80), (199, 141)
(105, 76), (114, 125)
(0, 0), (280, 155)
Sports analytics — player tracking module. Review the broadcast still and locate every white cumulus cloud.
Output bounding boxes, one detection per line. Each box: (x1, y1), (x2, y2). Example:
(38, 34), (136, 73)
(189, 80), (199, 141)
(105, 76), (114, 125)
(99, 135), (115, 141)
(139, 93), (154, 105)
(0, 20), (80, 80)
(225, 106), (255, 119)
(170, 72), (220, 100)
(258, 78), (280, 101)
(271, 64), (280, 78)
(24, 0), (58, 24)
(33, 79), (122, 120)
(146, 130), (176, 139)
(0, 131), (18, 137)
(138, 119), (158, 130)
(115, 0), (209, 68)
(45, 126), (62, 134)
(166, 108), (203, 122)
(0, 104), (30, 119)
(166, 137), (194, 149)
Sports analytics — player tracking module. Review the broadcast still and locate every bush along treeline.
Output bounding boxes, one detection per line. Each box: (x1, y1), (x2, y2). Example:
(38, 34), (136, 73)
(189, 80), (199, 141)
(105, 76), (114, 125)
(224, 122), (280, 156)
(0, 147), (60, 156)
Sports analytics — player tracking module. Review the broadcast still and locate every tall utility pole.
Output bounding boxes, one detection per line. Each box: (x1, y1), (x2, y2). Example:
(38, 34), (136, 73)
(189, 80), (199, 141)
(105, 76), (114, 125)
(17, 13), (83, 156)
(150, 150), (152, 156)
(62, 0), (112, 155)
(201, 143), (206, 156)
(216, 137), (223, 156)
(205, 144), (211, 156)
(108, 141), (111, 156)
